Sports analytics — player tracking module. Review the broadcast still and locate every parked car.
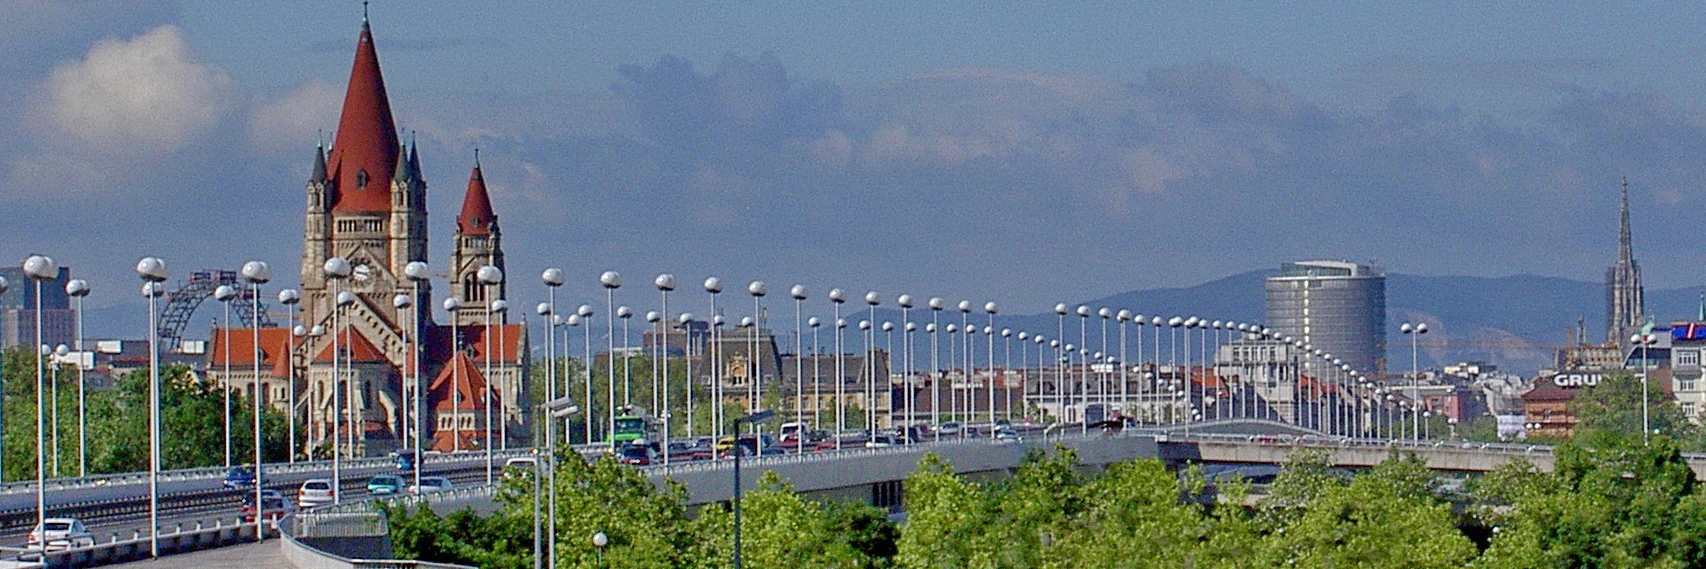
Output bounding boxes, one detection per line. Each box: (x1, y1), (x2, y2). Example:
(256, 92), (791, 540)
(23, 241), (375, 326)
(242, 495), (297, 526)
(409, 476), (454, 495)
(28, 518), (93, 552)
(297, 478), (335, 508)
(223, 466), (259, 489)
(366, 474), (405, 495)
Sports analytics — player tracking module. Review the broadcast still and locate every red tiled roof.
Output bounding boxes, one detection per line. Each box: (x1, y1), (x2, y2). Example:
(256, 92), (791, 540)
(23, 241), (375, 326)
(326, 21), (399, 213)
(456, 163), (496, 236)
(207, 328), (293, 378)
(431, 430), (491, 453)
(427, 352), (491, 412)
(313, 327), (389, 363)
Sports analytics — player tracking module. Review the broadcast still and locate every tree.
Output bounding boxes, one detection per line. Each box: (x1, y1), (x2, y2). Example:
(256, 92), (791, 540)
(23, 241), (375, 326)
(1569, 370), (1694, 446)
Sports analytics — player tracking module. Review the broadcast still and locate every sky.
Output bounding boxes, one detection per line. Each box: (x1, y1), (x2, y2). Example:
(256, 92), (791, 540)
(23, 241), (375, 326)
(7, 1), (1706, 331)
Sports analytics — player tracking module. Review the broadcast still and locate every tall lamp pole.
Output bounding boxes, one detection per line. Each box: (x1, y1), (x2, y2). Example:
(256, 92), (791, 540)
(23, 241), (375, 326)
(477, 265), (504, 481)
(732, 409), (776, 569)
(323, 257), (353, 502)
(279, 289), (301, 462)
(135, 256), (168, 558)
(600, 271), (623, 452)
(655, 274), (677, 463)
(215, 283), (237, 469)
(403, 262), (431, 486)
(23, 255), (56, 554)
(1634, 332), (1657, 445)
(240, 261), (271, 542)
(790, 284), (807, 451)
(66, 278), (89, 477)
(1401, 322), (1428, 441)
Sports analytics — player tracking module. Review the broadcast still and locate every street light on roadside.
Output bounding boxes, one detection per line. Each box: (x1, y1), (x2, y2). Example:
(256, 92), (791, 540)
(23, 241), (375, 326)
(240, 260), (271, 542)
(66, 278), (89, 478)
(655, 274), (677, 463)
(732, 408), (776, 569)
(23, 254), (55, 554)
(1633, 332), (1658, 445)
(323, 257), (353, 502)
(1400, 322), (1428, 441)
(214, 283), (238, 469)
(403, 261), (431, 486)
(593, 530), (608, 566)
(537, 397), (579, 569)
(135, 255), (168, 558)
(600, 271), (622, 452)
(278, 288), (301, 462)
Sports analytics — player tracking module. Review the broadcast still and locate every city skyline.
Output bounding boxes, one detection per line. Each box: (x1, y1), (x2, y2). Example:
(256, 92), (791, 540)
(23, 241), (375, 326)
(5, 2), (1706, 315)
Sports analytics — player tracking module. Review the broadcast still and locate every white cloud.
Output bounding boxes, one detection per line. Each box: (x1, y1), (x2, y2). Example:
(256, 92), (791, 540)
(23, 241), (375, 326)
(248, 79), (341, 154)
(34, 25), (232, 157)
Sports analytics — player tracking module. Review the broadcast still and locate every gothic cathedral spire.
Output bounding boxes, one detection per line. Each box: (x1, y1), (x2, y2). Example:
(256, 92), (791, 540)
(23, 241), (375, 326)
(1606, 177), (1645, 347)
(450, 155), (505, 326)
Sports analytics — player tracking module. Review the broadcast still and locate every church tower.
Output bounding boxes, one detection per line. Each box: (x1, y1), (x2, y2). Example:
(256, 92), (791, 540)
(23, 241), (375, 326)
(1606, 178), (1646, 347)
(449, 156), (505, 326)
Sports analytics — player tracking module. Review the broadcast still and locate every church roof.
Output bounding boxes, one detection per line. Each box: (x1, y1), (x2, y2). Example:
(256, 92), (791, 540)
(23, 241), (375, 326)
(427, 352), (492, 412)
(456, 160), (497, 236)
(206, 328), (295, 378)
(313, 327), (389, 363)
(427, 322), (524, 363)
(326, 18), (399, 213)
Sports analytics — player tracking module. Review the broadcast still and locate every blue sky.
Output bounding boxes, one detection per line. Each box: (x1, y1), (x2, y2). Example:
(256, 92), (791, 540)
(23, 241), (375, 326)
(6, 1), (1706, 331)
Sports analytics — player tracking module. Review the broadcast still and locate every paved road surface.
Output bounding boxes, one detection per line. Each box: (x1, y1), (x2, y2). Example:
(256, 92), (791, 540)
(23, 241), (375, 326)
(103, 539), (288, 569)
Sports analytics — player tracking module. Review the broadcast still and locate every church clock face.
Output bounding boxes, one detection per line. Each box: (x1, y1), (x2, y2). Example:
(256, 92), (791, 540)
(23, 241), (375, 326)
(352, 260), (374, 282)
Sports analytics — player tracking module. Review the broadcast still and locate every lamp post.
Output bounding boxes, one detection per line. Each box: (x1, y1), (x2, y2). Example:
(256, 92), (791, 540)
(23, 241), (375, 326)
(676, 312), (693, 440)
(958, 301), (973, 429)
(790, 284), (807, 451)
(214, 283), (237, 469)
(1634, 332), (1658, 445)
(240, 260), (270, 542)
(732, 409), (776, 569)
(135, 256), (168, 558)
(593, 531), (608, 567)
(403, 262), (430, 484)
(65, 278), (89, 477)
(655, 274), (676, 462)
(600, 271), (622, 452)
(897, 295), (914, 438)
(577, 304), (595, 444)
(445, 297), (465, 451)
(23, 254), (55, 551)
(51, 344), (67, 477)
(476, 265), (505, 479)
(1401, 322), (1428, 441)
(322, 257), (352, 503)
(884, 321), (895, 434)
(859, 320), (872, 434)
(809, 316), (822, 432)
(749, 282), (770, 435)
(538, 399), (579, 569)
(278, 288), (301, 462)
(928, 297), (944, 438)
(829, 288), (847, 449)
(617, 305), (633, 409)
(703, 277), (722, 444)
(986, 302), (998, 433)
(541, 268), (565, 450)
(865, 292), (881, 435)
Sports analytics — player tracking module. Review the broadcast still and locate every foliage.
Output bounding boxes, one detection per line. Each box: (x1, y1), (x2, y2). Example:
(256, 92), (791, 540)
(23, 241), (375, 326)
(1568, 370), (1694, 446)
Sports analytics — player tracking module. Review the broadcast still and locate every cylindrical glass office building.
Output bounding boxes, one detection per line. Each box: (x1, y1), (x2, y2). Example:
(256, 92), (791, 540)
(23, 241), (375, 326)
(1264, 261), (1386, 377)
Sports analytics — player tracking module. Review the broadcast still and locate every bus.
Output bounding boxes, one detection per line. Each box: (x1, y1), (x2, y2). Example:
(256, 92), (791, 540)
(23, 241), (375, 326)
(610, 406), (661, 449)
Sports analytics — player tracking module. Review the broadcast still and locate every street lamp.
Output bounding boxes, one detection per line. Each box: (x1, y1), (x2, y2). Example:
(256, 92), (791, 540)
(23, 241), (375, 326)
(655, 274), (676, 464)
(23, 254), (55, 551)
(403, 261), (430, 486)
(577, 303), (595, 444)
(593, 530), (608, 567)
(323, 256), (352, 503)
(135, 255), (168, 558)
(1633, 332), (1658, 445)
(477, 265), (505, 480)
(537, 398), (579, 569)
(790, 284), (807, 451)
(278, 288), (301, 462)
(829, 288), (847, 449)
(541, 268), (565, 455)
(214, 283), (238, 469)
(897, 294), (914, 437)
(928, 297), (945, 439)
(600, 271), (622, 452)
(240, 260), (270, 542)
(732, 409), (776, 569)
(986, 302), (998, 432)
(704, 277), (723, 443)
(1400, 322), (1428, 441)
(808, 316), (822, 433)
(445, 297), (465, 451)
(749, 281), (769, 433)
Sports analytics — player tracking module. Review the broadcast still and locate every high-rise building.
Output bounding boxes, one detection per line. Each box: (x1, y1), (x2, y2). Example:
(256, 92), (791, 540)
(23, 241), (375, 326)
(0, 265), (75, 350)
(1264, 261), (1387, 377)
(1606, 179), (1646, 348)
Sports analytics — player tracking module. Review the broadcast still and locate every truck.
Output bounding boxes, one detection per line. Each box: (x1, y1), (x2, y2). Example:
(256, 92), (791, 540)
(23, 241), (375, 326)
(610, 406), (662, 450)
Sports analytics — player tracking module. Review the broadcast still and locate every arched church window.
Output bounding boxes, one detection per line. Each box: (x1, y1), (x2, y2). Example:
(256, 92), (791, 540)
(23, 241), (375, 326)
(357, 170), (369, 188)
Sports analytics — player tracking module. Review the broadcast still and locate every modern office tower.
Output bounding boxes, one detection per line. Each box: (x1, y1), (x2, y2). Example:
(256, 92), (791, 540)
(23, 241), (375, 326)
(0, 265), (75, 350)
(1264, 260), (1387, 377)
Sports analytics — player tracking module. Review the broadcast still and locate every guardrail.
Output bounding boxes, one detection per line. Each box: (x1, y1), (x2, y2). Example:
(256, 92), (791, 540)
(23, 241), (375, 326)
(1, 515), (260, 568)
(0, 448), (545, 497)
(279, 489), (490, 569)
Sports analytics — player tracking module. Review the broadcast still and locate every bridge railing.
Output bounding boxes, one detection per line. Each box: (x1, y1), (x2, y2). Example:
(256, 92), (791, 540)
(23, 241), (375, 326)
(0, 448), (539, 496)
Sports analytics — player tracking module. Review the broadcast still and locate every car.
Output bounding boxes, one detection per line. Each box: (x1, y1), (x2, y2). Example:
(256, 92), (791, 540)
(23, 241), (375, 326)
(409, 476), (454, 495)
(937, 422), (963, 437)
(242, 495), (297, 526)
(394, 450), (417, 471)
(223, 466), (259, 489)
(617, 444), (656, 465)
(240, 488), (287, 508)
(28, 518), (93, 552)
(864, 434), (901, 448)
(366, 474), (405, 495)
(298, 478), (335, 508)
(995, 427), (1023, 443)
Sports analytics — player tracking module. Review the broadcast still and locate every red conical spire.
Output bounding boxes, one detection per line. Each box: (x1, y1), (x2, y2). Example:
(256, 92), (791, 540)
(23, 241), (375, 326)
(326, 15), (399, 213)
(457, 153), (497, 236)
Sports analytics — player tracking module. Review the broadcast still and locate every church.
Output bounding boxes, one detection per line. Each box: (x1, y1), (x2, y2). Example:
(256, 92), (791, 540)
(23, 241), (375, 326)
(206, 14), (529, 459)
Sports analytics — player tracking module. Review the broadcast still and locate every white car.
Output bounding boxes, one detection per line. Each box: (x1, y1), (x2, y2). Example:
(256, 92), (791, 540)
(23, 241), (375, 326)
(298, 478), (335, 509)
(409, 476), (454, 495)
(28, 518), (93, 552)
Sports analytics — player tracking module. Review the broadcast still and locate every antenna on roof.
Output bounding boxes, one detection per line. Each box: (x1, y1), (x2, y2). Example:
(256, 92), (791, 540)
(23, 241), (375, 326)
(473, 146), (480, 167)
